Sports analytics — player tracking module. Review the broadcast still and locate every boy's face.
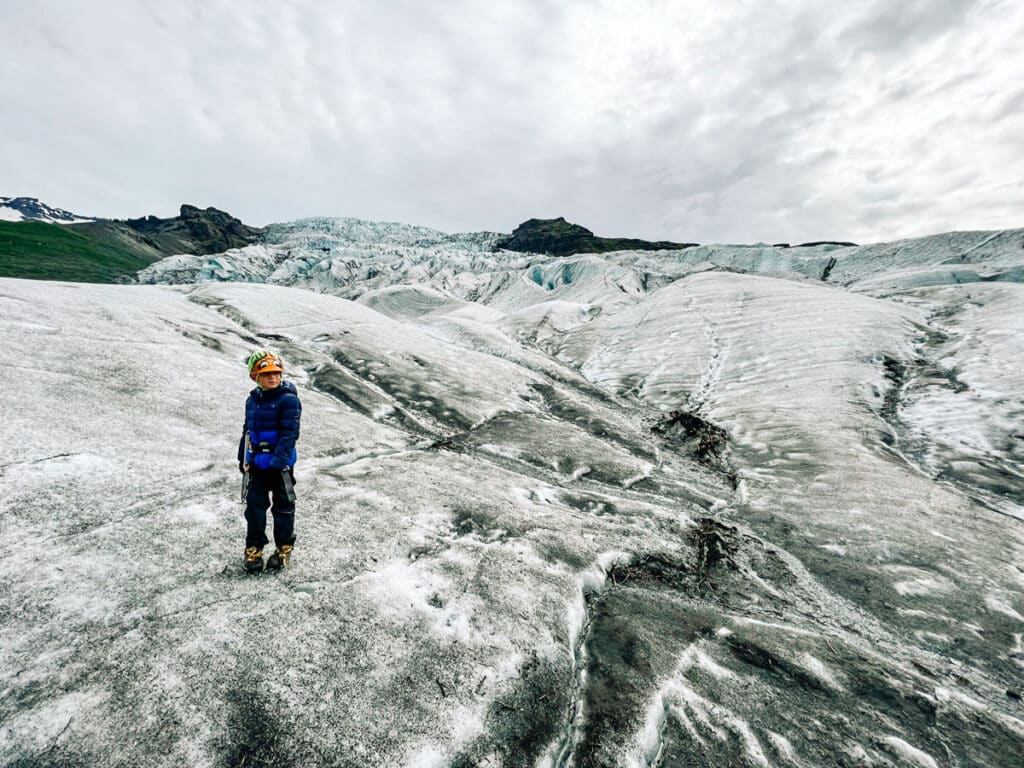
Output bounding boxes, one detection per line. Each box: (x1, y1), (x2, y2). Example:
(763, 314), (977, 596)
(257, 371), (282, 390)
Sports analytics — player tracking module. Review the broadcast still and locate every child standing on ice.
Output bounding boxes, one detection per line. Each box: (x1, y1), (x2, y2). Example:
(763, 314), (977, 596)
(239, 350), (302, 573)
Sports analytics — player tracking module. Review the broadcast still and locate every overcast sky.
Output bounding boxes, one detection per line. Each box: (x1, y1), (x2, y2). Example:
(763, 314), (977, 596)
(3, 0), (1022, 243)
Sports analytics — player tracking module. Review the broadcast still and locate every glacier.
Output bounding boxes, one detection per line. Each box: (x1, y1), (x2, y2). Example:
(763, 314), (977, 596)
(2, 218), (1023, 767)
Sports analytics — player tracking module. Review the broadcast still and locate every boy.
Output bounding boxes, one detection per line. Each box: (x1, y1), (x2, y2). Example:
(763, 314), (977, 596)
(239, 350), (302, 572)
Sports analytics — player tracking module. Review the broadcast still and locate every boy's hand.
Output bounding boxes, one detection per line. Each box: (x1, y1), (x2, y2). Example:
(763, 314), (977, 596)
(239, 461), (246, 474)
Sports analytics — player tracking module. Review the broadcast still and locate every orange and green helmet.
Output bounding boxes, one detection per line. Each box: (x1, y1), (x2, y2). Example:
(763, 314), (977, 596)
(247, 350), (284, 381)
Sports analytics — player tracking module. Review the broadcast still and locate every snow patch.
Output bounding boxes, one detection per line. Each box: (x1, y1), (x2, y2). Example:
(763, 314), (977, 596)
(171, 502), (221, 525)
(795, 652), (843, 691)
(1011, 634), (1024, 668)
(479, 443), (527, 461)
(983, 592), (1024, 621)
(670, 684), (770, 766)
(933, 687), (987, 711)
(682, 645), (738, 680)
(820, 543), (847, 556)
(884, 565), (958, 597)
(880, 735), (939, 768)
(0, 689), (108, 752)
(766, 731), (798, 764)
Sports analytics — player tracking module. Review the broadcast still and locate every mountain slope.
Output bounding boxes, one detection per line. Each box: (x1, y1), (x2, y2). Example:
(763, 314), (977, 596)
(81, 203), (262, 257)
(0, 220), (155, 282)
(0, 195), (95, 224)
(0, 202), (263, 283)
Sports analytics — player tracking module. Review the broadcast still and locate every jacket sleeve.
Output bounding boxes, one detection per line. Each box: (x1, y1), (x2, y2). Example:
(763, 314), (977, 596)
(270, 393), (301, 469)
(237, 398), (251, 464)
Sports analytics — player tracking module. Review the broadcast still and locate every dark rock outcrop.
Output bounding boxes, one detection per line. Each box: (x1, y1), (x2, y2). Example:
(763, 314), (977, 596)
(772, 241), (858, 249)
(118, 204), (262, 256)
(63, 204), (261, 265)
(795, 240), (858, 248)
(496, 217), (697, 257)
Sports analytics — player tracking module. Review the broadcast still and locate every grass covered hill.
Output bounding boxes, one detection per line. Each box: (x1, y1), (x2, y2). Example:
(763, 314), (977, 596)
(0, 204), (262, 283)
(0, 221), (156, 283)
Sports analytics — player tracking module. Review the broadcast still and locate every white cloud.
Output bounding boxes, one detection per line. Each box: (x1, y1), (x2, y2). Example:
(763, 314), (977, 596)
(1, 0), (1021, 243)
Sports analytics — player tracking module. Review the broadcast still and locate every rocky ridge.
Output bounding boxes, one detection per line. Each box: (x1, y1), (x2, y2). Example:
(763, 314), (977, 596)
(495, 216), (698, 256)
(72, 203), (262, 262)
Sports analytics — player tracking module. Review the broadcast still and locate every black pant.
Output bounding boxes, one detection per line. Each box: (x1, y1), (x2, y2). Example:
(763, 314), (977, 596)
(244, 468), (296, 550)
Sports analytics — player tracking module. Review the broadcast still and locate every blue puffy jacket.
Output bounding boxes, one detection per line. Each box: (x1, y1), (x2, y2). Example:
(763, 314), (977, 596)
(238, 380), (301, 471)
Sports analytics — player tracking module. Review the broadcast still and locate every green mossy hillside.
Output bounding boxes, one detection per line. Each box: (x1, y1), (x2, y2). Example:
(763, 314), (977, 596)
(0, 220), (153, 283)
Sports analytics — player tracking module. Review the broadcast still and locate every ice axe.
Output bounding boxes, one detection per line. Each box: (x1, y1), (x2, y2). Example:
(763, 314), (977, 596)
(240, 432), (251, 503)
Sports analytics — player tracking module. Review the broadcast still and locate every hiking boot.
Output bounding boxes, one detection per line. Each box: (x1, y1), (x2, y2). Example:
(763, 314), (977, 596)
(244, 546), (264, 573)
(266, 544), (293, 571)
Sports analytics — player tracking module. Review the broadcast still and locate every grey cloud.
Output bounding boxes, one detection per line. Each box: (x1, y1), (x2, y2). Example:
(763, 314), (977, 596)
(1, 0), (1021, 243)
(988, 87), (1024, 122)
(837, 0), (978, 56)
